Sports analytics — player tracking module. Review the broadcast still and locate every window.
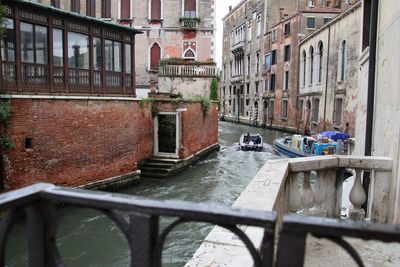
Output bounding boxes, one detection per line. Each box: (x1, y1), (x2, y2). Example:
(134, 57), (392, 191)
(284, 71), (289, 90)
(150, 43), (161, 70)
(68, 32), (89, 69)
(1, 18), (15, 63)
(71, 0), (80, 13)
(184, 49), (195, 60)
(333, 98), (343, 125)
(247, 55), (250, 75)
(51, 0), (60, 8)
(255, 81), (259, 93)
(121, 0), (131, 19)
(298, 100), (304, 120)
(284, 23), (290, 36)
(246, 83), (250, 94)
(339, 40), (347, 81)
(307, 17), (316, 29)
(246, 99), (250, 106)
(311, 98), (319, 122)
(256, 52), (260, 73)
(247, 20), (252, 41)
(102, 0), (111, 18)
(105, 40), (122, 72)
(302, 50), (306, 86)
(284, 45), (291, 61)
(271, 29), (277, 42)
(309, 46), (314, 84)
(308, 0), (315, 7)
(362, 0), (371, 50)
(53, 29), (63, 67)
(150, 0), (161, 20)
(21, 22), (48, 65)
(184, 0), (197, 17)
(264, 78), (269, 91)
(269, 100), (274, 119)
(271, 49), (277, 65)
(93, 37), (102, 71)
(318, 42), (323, 83)
(264, 54), (270, 70)
(281, 99), (288, 119)
(324, 17), (332, 24)
(125, 44), (132, 73)
(86, 0), (96, 17)
(256, 14), (261, 36)
(1, 18), (16, 81)
(270, 74), (276, 91)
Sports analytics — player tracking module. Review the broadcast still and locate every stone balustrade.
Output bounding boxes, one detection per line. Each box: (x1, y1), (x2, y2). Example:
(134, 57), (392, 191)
(284, 156), (392, 223)
(158, 64), (219, 78)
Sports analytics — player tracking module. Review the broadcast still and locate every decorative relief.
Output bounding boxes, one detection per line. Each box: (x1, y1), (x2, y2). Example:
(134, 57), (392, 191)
(5, 6), (13, 16)
(53, 19), (63, 27)
(104, 31), (121, 40)
(93, 28), (101, 35)
(20, 10), (48, 23)
(67, 22), (89, 33)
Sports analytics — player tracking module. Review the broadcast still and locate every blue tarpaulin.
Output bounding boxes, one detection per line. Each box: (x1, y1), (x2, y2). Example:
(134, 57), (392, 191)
(319, 131), (350, 141)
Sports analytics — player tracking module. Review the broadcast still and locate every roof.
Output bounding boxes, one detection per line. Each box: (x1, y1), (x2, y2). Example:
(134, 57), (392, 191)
(6, 0), (143, 34)
(299, 2), (362, 45)
(222, 0), (247, 21)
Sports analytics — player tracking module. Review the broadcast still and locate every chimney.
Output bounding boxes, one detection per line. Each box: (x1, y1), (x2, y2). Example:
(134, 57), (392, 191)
(279, 8), (284, 20)
(229, 6), (232, 12)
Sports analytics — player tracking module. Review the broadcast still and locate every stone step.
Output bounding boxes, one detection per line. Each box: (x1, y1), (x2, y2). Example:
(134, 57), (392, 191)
(139, 166), (173, 173)
(139, 171), (171, 178)
(146, 158), (181, 164)
(140, 162), (175, 169)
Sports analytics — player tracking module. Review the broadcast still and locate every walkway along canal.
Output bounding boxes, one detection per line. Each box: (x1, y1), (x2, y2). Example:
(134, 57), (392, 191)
(5, 121), (283, 267)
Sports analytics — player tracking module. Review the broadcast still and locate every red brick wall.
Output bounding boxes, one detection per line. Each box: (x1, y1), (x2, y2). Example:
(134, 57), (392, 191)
(3, 99), (154, 191)
(2, 99), (218, 191)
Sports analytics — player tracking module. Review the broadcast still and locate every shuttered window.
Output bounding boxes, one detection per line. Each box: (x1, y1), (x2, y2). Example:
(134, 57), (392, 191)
(86, 0), (96, 17)
(151, 0), (161, 20)
(150, 43), (161, 70)
(71, 0), (80, 13)
(184, 0), (196, 17)
(102, 0), (111, 18)
(121, 0), (131, 19)
(51, 0), (60, 8)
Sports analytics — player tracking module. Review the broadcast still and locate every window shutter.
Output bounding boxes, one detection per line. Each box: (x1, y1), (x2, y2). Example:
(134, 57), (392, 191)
(150, 44), (161, 70)
(151, 0), (161, 20)
(102, 0), (111, 18)
(71, 0), (80, 13)
(121, 0), (131, 19)
(185, 0), (196, 11)
(86, 0), (96, 17)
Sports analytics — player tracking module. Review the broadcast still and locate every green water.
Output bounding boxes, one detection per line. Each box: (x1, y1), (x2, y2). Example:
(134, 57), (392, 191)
(5, 121), (283, 267)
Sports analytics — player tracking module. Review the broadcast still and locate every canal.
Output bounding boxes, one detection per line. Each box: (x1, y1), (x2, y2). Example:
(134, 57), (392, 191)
(5, 121), (283, 267)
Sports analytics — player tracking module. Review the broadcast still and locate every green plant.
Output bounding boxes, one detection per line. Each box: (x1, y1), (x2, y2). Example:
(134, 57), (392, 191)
(0, 102), (11, 122)
(151, 104), (159, 118)
(0, 101), (14, 150)
(193, 96), (211, 117)
(0, 136), (14, 150)
(139, 98), (153, 108)
(179, 17), (201, 22)
(209, 78), (219, 101)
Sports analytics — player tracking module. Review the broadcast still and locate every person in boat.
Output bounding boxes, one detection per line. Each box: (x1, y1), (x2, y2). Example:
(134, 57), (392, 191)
(256, 135), (261, 144)
(245, 132), (250, 143)
(344, 122), (350, 136)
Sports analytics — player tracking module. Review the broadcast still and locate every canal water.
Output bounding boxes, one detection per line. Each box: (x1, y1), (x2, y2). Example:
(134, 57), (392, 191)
(5, 121), (283, 267)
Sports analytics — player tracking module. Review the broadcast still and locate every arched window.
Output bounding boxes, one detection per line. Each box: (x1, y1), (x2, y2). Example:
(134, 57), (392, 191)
(184, 0), (196, 17)
(184, 48), (195, 59)
(150, 43), (161, 70)
(151, 0), (161, 20)
(302, 50), (306, 86)
(309, 46), (314, 85)
(339, 40), (346, 81)
(318, 41), (323, 83)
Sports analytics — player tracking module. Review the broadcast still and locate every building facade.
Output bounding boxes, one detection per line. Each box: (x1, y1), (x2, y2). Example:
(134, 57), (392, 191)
(298, 3), (361, 137)
(30, 0), (216, 95)
(220, 0), (349, 128)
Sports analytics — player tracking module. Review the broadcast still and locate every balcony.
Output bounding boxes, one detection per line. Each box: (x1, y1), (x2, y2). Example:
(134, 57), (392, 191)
(179, 17), (200, 31)
(231, 41), (245, 54)
(159, 64), (219, 77)
(231, 74), (245, 84)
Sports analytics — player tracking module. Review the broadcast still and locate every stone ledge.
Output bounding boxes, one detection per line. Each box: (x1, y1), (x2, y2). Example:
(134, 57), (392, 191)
(77, 170), (141, 191)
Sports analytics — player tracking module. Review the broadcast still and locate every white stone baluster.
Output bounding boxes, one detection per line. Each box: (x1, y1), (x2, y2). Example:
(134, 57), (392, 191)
(311, 171), (328, 217)
(298, 171), (314, 214)
(289, 173), (302, 212)
(348, 169), (366, 221)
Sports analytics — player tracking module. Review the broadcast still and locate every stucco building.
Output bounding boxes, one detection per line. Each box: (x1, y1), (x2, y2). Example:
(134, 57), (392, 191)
(30, 0), (216, 96)
(297, 3), (361, 136)
(220, 0), (352, 128)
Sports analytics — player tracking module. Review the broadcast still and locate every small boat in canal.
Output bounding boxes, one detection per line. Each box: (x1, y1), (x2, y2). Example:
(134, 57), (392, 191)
(239, 133), (263, 151)
(273, 132), (350, 158)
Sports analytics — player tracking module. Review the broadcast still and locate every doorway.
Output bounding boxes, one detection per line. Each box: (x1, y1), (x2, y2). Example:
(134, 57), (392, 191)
(154, 113), (179, 157)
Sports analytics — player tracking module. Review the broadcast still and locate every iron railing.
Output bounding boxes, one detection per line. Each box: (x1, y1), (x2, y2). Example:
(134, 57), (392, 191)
(0, 183), (276, 267)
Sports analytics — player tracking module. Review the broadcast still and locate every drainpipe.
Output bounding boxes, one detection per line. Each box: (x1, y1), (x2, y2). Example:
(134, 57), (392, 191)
(365, 0), (379, 156)
(322, 25), (331, 131)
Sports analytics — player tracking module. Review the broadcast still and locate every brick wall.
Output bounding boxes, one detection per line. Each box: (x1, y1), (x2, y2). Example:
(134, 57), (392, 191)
(2, 98), (218, 190)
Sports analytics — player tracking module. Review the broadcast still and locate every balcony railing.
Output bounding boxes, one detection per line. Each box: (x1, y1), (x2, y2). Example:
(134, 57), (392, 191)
(159, 64), (219, 77)
(179, 17), (200, 30)
(231, 41), (245, 53)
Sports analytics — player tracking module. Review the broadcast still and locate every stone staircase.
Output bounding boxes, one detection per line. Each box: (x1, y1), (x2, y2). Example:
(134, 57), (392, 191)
(139, 157), (183, 178)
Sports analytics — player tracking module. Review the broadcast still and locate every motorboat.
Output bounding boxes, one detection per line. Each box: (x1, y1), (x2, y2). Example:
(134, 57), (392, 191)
(239, 133), (263, 151)
(273, 131), (350, 158)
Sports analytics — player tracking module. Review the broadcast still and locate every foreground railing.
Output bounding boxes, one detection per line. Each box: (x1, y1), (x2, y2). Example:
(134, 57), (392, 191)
(282, 156), (392, 223)
(159, 65), (219, 77)
(0, 183), (276, 267)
